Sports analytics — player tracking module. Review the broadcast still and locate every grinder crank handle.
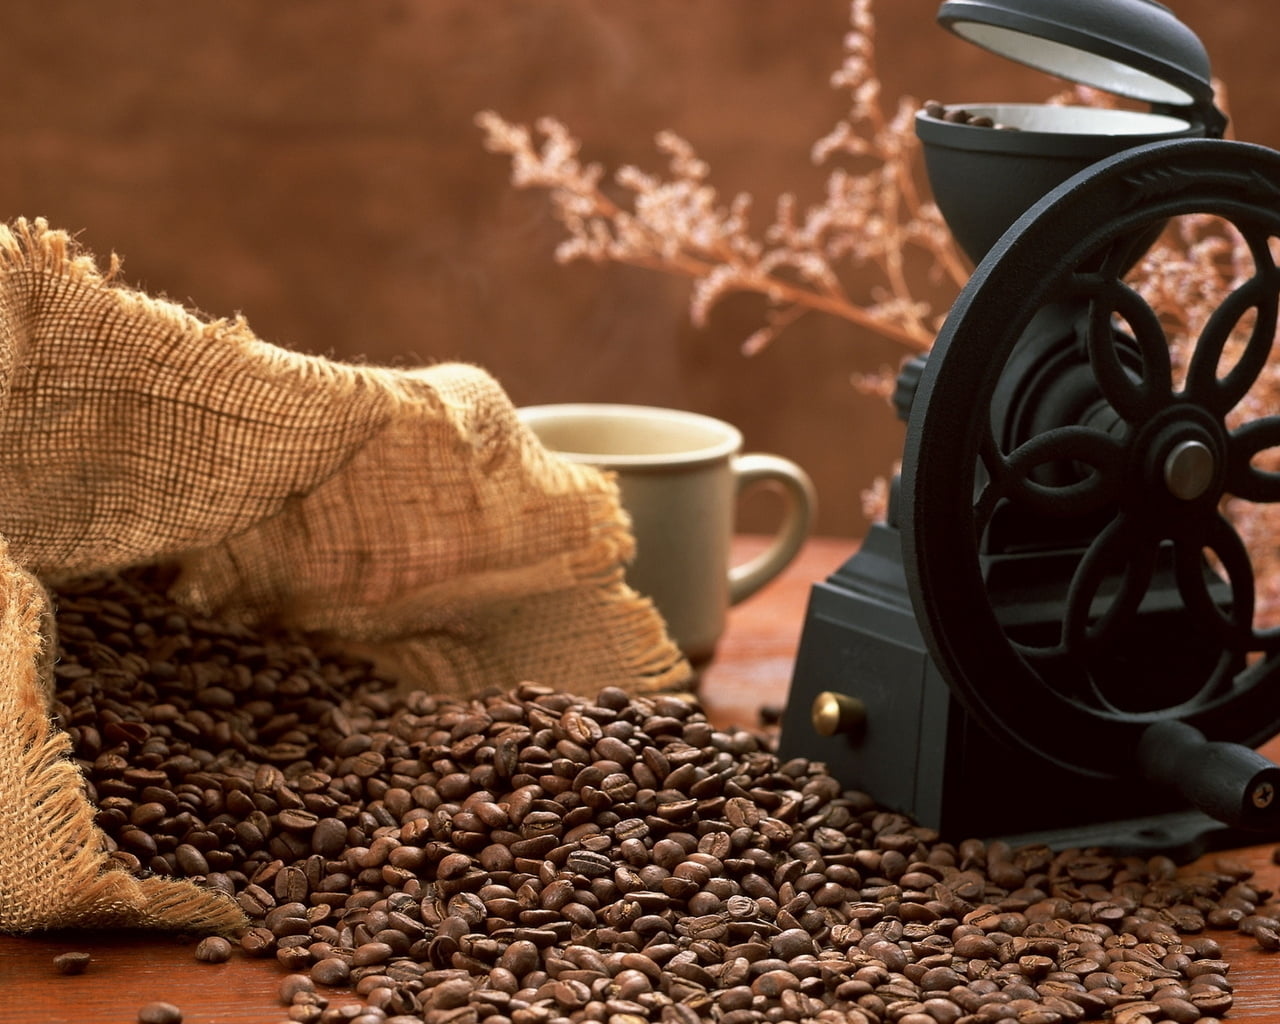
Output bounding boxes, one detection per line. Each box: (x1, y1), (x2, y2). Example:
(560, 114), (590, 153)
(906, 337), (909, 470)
(1138, 720), (1280, 832)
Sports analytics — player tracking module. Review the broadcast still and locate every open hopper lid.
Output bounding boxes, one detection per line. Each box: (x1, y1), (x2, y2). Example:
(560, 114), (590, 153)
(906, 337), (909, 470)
(937, 0), (1226, 134)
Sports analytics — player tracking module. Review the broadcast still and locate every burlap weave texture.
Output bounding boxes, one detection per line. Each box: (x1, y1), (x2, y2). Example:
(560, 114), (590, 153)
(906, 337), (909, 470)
(0, 218), (687, 933)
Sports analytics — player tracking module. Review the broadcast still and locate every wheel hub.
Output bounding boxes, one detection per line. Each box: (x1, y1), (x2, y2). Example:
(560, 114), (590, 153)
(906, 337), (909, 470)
(1163, 437), (1216, 501)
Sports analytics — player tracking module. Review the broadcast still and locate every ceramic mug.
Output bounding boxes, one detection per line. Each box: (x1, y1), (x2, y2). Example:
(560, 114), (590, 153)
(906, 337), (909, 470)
(518, 403), (816, 664)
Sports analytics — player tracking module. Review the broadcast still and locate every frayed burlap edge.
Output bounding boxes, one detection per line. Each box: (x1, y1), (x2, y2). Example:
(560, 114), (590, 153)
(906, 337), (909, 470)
(0, 541), (246, 933)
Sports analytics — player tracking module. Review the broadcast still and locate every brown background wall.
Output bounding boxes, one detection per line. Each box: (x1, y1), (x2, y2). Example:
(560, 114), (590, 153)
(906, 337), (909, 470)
(0, 0), (1268, 539)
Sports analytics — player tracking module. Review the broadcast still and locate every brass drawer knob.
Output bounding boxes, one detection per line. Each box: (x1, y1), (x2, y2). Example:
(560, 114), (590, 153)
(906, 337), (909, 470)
(811, 691), (866, 737)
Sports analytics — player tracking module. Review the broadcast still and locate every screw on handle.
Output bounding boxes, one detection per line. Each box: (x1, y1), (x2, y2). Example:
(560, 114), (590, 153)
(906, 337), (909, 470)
(1138, 720), (1280, 831)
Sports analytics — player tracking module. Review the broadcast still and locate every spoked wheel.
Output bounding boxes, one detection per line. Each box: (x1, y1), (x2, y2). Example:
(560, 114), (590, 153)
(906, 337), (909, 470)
(901, 138), (1280, 780)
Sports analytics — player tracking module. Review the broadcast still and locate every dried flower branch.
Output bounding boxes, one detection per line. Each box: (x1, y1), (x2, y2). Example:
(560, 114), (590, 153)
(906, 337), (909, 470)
(479, 0), (1280, 625)
(477, 0), (963, 359)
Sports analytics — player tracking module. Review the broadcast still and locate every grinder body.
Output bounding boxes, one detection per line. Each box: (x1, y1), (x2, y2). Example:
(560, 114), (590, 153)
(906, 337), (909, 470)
(781, 136), (1280, 852)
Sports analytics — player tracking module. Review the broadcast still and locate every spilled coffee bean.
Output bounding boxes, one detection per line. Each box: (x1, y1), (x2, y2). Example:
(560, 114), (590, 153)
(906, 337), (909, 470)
(136, 1002), (183, 1024)
(193, 935), (234, 963)
(47, 568), (1278, 1023)
(52, 950), (92, 975)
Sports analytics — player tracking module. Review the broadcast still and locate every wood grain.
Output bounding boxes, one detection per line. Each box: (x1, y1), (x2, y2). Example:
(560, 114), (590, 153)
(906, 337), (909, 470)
(4, 536), (1280, 1023)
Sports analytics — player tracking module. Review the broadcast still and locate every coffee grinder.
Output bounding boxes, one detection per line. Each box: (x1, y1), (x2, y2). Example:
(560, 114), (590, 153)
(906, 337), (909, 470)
(779, 0), (1280, 855)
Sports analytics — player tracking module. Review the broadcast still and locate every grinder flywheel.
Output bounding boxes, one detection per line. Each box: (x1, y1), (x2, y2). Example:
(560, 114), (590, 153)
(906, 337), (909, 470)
(904, 138), (1280, 778)
(780, 137), (1280, 855)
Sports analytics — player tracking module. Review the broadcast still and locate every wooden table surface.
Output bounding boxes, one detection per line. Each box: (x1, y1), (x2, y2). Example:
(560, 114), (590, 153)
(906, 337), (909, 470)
(5, 535), (1280, 1023)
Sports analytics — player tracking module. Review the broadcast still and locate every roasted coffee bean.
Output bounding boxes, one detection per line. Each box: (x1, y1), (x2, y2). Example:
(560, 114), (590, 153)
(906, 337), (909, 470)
(923, 99), (1019, 131)
(46, 568), (1280, 1024)
(53, 951), (92, 975)
(1153, 994), (1203, 1024)
(239, 927), (276, 957)
(309, 957), (351, 987)
(193, 936), (233, 963)
(279, 974), (317, 1003)
(136, 1002), (183, 1024)
(1256, 924), (1280, 951)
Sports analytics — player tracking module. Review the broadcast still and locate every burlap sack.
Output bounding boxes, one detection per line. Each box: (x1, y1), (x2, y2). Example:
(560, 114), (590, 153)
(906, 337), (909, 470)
(0, 217), (688, 933)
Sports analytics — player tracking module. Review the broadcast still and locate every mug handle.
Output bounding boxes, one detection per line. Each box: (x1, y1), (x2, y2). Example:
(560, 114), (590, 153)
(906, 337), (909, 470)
(728, 453), (817, 605)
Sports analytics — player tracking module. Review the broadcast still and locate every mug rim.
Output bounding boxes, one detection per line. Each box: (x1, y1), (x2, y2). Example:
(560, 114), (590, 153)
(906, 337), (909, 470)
(518, 403), (742, 468)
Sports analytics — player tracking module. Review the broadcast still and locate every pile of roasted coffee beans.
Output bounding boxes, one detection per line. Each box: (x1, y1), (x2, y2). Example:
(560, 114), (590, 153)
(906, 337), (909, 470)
(47, 568), (1280, 1024)
(921, 101), (1019, 131)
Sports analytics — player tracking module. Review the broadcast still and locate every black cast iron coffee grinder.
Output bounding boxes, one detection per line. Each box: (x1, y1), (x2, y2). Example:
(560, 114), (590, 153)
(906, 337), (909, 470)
(779, 0), (1280, 856)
